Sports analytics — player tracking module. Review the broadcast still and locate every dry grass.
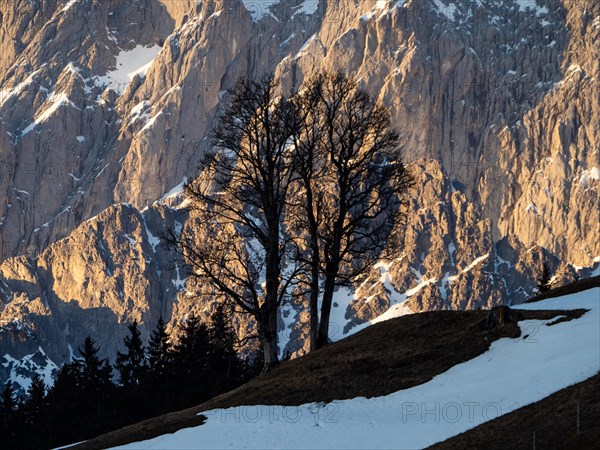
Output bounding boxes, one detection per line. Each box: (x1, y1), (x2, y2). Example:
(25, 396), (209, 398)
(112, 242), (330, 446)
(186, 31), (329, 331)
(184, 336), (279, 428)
(74, 304), (586, 450)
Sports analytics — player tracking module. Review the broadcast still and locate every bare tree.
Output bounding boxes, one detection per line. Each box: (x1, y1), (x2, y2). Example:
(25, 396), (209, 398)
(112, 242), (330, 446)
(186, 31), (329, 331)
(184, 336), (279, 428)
(172, 72), (411, 363)
(286, 77), (327, 351)
(176, 75), (299, 371)
(291, 71), (413, 349)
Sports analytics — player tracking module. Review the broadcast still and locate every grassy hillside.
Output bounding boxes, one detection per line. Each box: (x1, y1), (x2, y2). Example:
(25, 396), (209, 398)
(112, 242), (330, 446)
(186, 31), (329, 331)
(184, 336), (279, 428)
(72, 300), (589, 450)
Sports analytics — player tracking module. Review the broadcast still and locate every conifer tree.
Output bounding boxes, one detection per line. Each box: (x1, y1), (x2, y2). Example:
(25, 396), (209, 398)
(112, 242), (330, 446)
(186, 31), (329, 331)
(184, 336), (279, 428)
(0, 381), (17, 427)
(0, 381), (18, 447)
(19, 375), (48, 449)
(77, 336), (114, 436)
(172, 316), (212, 378)
(171, 316), (212, 406)
(208, 305), (244, 390)
(115, 321), (148, 386)
(44, 361), (82, 447)
(148, 317), (171, 377)
(23, 374), (46, 422)
(78, 336), (113, 392)
(537, 263), (552, 293)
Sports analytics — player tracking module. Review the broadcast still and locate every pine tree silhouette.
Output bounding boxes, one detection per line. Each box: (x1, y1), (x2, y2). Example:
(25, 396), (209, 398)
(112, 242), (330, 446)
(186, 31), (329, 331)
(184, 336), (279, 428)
(0, 381), (17, 417)
(208, 305), (245, 393)
(0, 381), (18, 446)
(171, 315), (212, 406)
(44, 361), (82, 447)
(23, 374), (46, 422)
(77, 336), (114, 438)
(537, 263), (552, 293)
(145, 317), (174, 413)
(116, 321), (148, 386)
(148, 316), (171, 378)
(20, 374), (48, 448)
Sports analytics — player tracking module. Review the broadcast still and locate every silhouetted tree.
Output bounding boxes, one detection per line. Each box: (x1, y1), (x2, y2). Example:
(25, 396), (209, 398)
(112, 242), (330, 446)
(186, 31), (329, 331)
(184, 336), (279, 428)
(175, 75), (301, 371)
(78, 336), (113, 393)
(148, 317), (171, 377)
(18, 374), (48, 448)
(169, 316), (214, 406)
(0, 381), (17, 417)
(72, 337), (114, 439)
(23, 374), (46, 423)
(537, 263), (552, 293)
(0, 381), (18, 444)
(115, 321), (148, 386)
(8, 320), (253, 449)
(207, 305), (245, 393)
(291, 71), (413, 348)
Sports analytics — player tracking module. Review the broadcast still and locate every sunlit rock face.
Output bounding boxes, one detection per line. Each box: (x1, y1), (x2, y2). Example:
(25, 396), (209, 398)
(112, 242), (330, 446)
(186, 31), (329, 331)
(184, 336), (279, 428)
(0, 0), (598, 382)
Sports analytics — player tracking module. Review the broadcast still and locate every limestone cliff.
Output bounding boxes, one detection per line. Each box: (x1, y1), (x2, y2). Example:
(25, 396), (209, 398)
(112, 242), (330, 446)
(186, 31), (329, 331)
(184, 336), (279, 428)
(0, 0), (599, 388)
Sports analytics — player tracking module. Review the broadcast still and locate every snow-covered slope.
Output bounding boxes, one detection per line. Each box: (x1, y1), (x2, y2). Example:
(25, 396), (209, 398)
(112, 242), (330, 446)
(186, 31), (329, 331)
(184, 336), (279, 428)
(113, 287), (600, 449)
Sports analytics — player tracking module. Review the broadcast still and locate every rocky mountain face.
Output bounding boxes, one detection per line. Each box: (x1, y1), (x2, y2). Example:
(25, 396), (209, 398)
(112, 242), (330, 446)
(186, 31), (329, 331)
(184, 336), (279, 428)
(0, 0), (599, 389)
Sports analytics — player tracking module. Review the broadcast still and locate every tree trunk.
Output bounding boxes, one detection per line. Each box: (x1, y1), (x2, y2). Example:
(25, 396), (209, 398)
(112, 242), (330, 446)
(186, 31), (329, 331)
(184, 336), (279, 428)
(307, 214), (320, 351)
(260, 205), (281, 372)
(316, 271), (337, 348)
(304, 176), (321, 352)
(308, 265), (319, 351)
(259, 308), (279, 373)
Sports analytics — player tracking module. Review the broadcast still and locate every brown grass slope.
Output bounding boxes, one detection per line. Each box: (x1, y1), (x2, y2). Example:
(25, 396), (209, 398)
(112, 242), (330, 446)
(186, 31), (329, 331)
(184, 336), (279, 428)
(74, 279), (598, 449)
(430, 374), (600, 450)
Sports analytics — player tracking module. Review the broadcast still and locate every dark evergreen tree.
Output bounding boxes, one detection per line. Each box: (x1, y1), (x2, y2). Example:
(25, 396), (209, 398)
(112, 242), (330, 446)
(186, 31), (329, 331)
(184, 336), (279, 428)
(209, 305), (235, 353)
(4, 323), (254, 449)
(115, 321), (148, 386)
(0, 381), (18, 447)
(537, 263), (552, 293)
(0, 381), (16, 420)
(148, 316), (171, 377)
(208, 305), (245, 393)
(45, 361), (82, 446)
(143, 317), (175, 414)
(23, 374), (46, 423)
(171, 316), (212, 406)
(76, 337), (114, 440)
(20, 375), (48, 449)
(79, 336), (113, 389)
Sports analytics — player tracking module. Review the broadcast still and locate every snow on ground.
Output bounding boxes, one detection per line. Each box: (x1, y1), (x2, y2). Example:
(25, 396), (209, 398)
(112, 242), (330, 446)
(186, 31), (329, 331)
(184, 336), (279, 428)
(277, 302), (298, 359)
(61, 0), (79, 13)
(514, 0), (549, 16)
(141, 216), (161, 253)
(294, 34), (317, 59)
(433, 0), (458, 19)
(361, 0), (408, 21)
(21, 92), (77, 136)
(114, 289), (600, 450)
(0, 70), (42, 107)
(242, 0), (281, 21)
(291, 0), (319, 18)
(2, 347), (59, 391)
(332, 253), (493, 339)
(93, 45), (162, 95)
(579, 167), (600, 188)
(328, 260), (456, 340)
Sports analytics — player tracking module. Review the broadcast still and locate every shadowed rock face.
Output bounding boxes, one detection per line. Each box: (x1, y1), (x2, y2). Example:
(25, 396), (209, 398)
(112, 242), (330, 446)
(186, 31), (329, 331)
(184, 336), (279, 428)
(0, 0), (599, 386)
